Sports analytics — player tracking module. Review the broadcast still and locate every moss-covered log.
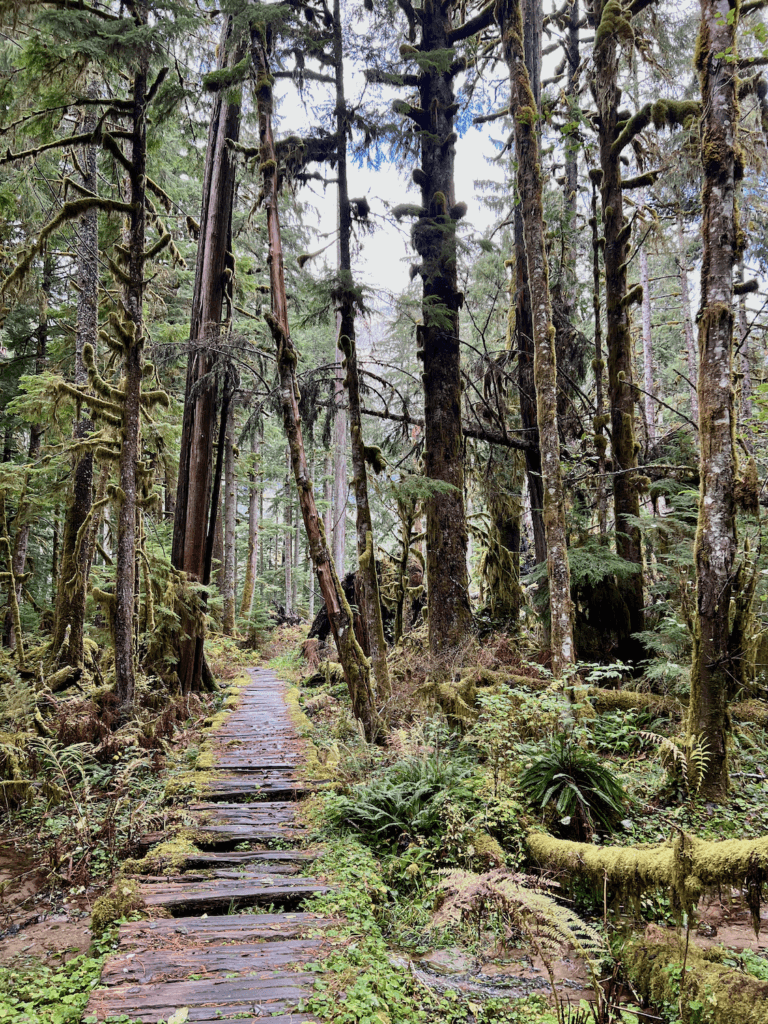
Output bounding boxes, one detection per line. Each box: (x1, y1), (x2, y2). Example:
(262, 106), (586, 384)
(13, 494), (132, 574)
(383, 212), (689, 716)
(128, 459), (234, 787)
(624, 928), (768, 1024)
(528, 830), (768, 929)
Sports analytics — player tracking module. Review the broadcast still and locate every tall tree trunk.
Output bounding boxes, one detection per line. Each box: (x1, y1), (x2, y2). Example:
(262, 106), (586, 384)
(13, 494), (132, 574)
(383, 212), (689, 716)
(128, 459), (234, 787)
(221, 414), (237, 634)
(53, 100), (98, 667)
(284, 450), (292, 616)
(332, 339), (347, 576)
(332, 0), (390, 700)
(9, 256), (49, 650)
(239, 429), (260, 620)
(513, 0), (546, 567)
(591, 177), (608, 535)
(252, 25), (381, 740)
(738, 259), (752, 425)
(687, 0), (740, 800)
(592, 0), (645, 664)
(677, 213), (699, 423)
(172, 18), (245, 691)
(639, 232), (656, 448)
(323, 453), (333, 542)
(114, 31), (148, 713)
(499, 0), (575, 678)
(398, 0), (484, 652)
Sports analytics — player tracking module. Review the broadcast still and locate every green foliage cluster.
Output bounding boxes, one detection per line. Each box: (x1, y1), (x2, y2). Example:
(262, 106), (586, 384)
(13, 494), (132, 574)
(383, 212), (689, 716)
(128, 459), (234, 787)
(0, 946), (108, 1023)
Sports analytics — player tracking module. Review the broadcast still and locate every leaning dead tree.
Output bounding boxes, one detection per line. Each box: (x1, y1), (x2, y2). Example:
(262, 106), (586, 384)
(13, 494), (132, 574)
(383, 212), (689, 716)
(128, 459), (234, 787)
(251, 20), (381, 742)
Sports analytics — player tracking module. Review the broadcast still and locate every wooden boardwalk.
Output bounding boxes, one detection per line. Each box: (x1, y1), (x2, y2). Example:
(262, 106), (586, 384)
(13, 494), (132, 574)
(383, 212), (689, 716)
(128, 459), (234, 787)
(86, 667), (328, 1023)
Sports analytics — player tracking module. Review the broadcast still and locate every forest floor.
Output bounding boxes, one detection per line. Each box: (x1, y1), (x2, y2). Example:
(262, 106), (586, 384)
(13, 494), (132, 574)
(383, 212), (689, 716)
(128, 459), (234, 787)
(0, 626), (767, 1023)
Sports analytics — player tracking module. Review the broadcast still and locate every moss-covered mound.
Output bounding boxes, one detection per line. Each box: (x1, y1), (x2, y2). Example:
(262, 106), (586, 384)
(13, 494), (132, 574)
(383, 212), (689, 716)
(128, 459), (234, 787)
(625, 927), (768, 1024)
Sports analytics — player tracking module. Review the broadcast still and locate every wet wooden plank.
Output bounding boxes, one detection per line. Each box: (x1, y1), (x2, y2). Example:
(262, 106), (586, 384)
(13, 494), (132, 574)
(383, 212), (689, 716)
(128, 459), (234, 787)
(102, 937), (324, 984)
(118, 912), (333, 950)
(127, 864), (303, 882)
(181, 850), (318, 868)
(137, 874), (330, 912)
(86, 971), (314, 1022)
(198, 772), (316, 800)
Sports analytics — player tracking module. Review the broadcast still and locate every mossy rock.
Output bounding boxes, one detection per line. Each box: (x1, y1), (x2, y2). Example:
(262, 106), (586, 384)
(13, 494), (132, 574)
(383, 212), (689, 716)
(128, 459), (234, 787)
(468, 830), (506, 869)
(91, 879), (144, 935)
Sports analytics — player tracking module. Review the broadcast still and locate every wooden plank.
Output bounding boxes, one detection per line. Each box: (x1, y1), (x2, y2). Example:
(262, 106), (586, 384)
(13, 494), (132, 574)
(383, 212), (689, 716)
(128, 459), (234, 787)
(137, 874), (330, 912)
(86, 971), (314, 1022)
(118, 913), (333, 950)
(181, 850), (318, 868)
(102, 937), (324, 984)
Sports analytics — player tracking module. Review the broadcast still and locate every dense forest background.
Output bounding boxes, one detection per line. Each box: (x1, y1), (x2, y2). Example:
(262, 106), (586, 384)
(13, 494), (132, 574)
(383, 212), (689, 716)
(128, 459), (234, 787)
(1, 0), (768, 1018)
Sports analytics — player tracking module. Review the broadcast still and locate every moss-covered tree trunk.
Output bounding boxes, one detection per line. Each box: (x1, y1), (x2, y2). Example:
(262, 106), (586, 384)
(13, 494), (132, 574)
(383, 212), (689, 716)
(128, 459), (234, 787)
(332, 0), (390, 702)
(221, 415), (237, 635)
(172, 18), (245, 691)
(114, 32), (148, 713)
(251, 25), (381, 741)
(687, 0), (740, 800)
(53, 103), (98, 668)
(590, 177), (608, 535)
(499, 0), (574, 677)
(592, 0), (645, 664)
(396, 0), (493, 653)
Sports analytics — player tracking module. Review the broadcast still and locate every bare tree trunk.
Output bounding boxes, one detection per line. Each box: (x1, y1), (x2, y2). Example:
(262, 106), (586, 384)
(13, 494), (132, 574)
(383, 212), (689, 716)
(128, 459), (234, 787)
(499, 0), (575, 678)
(239, 429), (260, 620)
(284, 449), (292, 616)
(252, 26), (381, 740)
(738, 259), (752, 424)
(332, 0), (390, 700)
(221, 414), (237, 634)
(172, 18), (245, 691)
(639, 233), (656, 448)
(114, 36), (148, 713)
(677, 213), (699, 423)
(323, 453), (333, 543)
(687, 0), (740, 800)
(332, 339), (347, 576)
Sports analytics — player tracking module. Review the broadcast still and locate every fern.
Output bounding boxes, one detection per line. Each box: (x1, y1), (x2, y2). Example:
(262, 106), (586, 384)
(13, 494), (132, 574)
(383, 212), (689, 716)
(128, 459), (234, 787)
(640, 731), (710, 796)
(434, 868), (609, 1024)
(29, 738), (93, 820)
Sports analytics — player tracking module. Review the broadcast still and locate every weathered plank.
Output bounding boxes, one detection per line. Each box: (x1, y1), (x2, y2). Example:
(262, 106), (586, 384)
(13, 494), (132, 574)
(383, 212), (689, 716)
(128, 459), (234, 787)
(137, 873), (330, 913)
(181, 850), (318, 868)
(86, 971), (315, 1022)
(117, 912), (333, 950)
(102, 937), (325, 984)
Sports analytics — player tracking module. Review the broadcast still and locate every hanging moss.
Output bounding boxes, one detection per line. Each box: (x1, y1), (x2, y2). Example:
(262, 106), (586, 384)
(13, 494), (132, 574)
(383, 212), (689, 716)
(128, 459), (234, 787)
(363, 445), (386, 474)
(528, 830), (768, 929)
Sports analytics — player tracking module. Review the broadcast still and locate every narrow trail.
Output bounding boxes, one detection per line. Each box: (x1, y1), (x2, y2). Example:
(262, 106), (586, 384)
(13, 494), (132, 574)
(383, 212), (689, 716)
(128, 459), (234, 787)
(86, 666), (329, 1023)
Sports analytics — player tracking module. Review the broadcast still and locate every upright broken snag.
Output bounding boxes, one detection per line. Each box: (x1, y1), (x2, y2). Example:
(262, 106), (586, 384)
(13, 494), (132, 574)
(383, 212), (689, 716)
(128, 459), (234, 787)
(250, 23), (381, 742)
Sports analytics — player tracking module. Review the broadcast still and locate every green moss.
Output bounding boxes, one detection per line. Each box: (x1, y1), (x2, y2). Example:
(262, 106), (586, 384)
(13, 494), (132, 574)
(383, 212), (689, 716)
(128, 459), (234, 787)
(624, 930), (768, 1023)
(123, 837), (202, 875)
(91, 879), (144, 935)
(469, 830), (506, 869)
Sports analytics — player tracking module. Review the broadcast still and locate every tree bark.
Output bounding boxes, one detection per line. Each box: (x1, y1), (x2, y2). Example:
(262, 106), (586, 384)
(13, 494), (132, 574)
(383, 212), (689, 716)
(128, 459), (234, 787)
(687, 0), (740, 800)
(400, 0), (478, 653)
(52, 99), (98, 668)
(332, 338), (347, 576)
(592, 0), (645, 664)
(114, 27), (148, 713)
(639, 230), (656, 448)
(172, 18), (245, 690)
(332, 0), (390, 701)
(499, 0), (575, 677)
(677, 213), (699, 424)
(591, 178), (608, 535)
(737, 258), (752, 425)
(251, 25), (381, 740)
(284, 449), (293, 616)
(239, 429), (260, 620)
(514, 0), (546, 568)
(221, 414), (237, 634)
